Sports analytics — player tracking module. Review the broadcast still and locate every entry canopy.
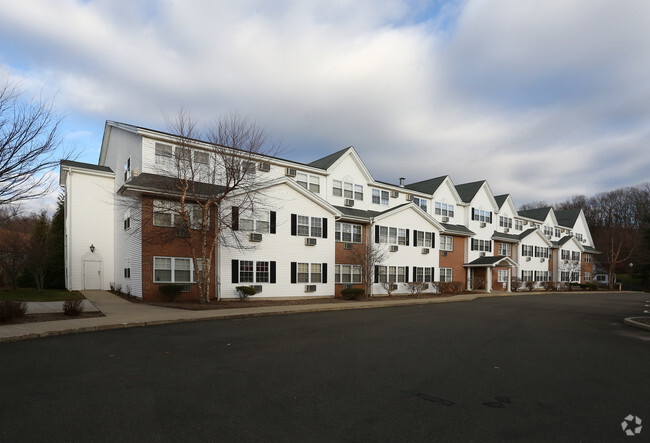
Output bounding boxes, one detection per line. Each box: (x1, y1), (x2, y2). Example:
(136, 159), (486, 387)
(464, 256), (518, 268)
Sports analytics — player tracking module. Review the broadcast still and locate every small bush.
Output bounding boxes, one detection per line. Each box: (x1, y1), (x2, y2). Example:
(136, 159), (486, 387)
(341, 288), (365, 300)
(510, 277), (523, 292)
(542, 281), (556, 292)
(235, 286), (257, 301)
(0, 300), (27, 322)
(381, 281), (398, 296)
(405, 281), (426, 296)
(158, 284), (183, 300)
(439, 281), (463, 295)
(63, 299), (84, 316)
(525, 281), (536, 291)
(577, 283), (598, 291)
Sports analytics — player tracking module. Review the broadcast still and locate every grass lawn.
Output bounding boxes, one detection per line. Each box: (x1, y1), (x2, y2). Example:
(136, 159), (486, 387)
(0, 288), (85, 302)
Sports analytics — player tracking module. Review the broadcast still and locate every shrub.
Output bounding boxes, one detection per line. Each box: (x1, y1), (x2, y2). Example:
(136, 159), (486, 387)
(525, 280), (536, 291)
(381, 281), (398, 296)
(158, 284), (184, 300)
(510, 277), (523, 292)
(405, 281), (426, 296)
(0, 300), (27, 322)
(542, 281), (556, 292)
(235, 286), (257, 301)
(63, 299), (84, 316)
(470, 277), (486, 290)
(341, 288), (365, 300)
(439, 281), (463, 295)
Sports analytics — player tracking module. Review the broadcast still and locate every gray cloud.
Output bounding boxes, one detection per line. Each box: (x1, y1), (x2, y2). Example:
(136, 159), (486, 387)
(0, 0), (648, 213)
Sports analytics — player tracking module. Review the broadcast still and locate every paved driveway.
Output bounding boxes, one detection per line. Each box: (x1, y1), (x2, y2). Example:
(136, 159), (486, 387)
(1, 292), (648, 441)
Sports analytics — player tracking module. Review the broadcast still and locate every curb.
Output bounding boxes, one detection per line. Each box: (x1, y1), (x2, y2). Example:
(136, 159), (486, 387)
(624, 317), (650, 332)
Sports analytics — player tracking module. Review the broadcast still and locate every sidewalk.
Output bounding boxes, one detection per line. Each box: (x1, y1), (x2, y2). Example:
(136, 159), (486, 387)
(1, 290), (485, 343)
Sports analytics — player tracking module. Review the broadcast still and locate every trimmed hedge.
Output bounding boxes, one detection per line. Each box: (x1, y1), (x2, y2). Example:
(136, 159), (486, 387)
(341, 288), (365, 300)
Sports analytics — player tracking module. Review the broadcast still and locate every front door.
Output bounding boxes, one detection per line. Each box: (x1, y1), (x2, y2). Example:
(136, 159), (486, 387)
(83, 260), (102, 289)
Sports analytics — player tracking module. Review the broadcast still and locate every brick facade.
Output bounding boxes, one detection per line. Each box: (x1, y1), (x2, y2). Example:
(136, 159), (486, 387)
(439, 235), (466, 290)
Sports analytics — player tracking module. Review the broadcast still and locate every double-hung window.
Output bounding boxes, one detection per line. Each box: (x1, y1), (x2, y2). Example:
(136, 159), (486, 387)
(416, 231), (433, 248)
(561, 250), (570, 260)
(571, 251), (580, 261)
(333, 179), (363, 200)
(413, 197), (428, 211)
(435, 202), (455, 217)
(497, 270), (508, 283)
(297, 173), (320, 193)
(515, 220), (523, 230)
(293, 215), (326, 238)
(440, 235), (453, 251)
(372, 189), (389, 205)
(155, 143), (173, 166)
(335, 264), (362, 284)
(335, 222), (362, 243)
(240, 209), (270, 233)
(471, 239), (492, 252)
(522, 245), (534, 257)
(498, 243), (511, 256)
(154, 257), (203, 284)
(440, 268), (453, 282)
(297, 215), (310, 236)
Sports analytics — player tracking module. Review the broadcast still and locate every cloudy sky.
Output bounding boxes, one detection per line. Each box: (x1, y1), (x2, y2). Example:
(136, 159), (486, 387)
(2, 0), (649, 213)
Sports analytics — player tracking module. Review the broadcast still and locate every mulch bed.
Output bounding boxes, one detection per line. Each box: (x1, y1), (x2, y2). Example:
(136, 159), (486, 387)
(1, 312), (105, 325)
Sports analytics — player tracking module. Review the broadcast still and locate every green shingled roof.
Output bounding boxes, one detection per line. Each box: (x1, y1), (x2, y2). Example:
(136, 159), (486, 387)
(333, 206), (382, 221)
(404, 176), (447, 194)
(518, 207), (552, 221)
(555, 208), (581, 228)
(455, 180), (485, 203)
(308, 147), (351, 170)
(494, 194), (509, 209)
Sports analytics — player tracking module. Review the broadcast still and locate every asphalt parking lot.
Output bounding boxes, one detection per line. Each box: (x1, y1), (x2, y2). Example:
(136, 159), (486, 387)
(1, 292), (648, 442)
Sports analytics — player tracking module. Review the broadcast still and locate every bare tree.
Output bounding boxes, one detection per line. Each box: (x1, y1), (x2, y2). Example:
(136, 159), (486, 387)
(350, 240), (388, 297)
(0, 81), (66, 208)
(161, 110), (281, 303)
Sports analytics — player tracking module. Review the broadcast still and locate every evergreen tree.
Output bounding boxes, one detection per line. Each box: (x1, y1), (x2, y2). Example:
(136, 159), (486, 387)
(46, 195), (65, 288)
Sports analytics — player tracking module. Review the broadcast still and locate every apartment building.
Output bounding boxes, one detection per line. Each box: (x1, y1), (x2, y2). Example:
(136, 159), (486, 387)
(60, 121), (598, 300)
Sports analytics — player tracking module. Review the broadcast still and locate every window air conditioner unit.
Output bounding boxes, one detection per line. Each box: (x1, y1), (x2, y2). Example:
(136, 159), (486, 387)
(252, 285), (263, 293)
(479, 252), (486, 257)
(258, 162), (271, 172)
(581, 238), (586, 243)
(390, 190), (399, 198)
(389, 245), (398, 252)
(406, 194), (414, 201)
(344, 199), (355, 207)
(344, 243), (353, 250)
(526, 257), (531, 262)
(540, 258), (545, 263)
(176, 227), (190, 238)
(305, 285), (316, 293)
(547, 235), (552, 240)
(523, 221), (528, 226)
(249, 233), (263, 242)
(442, 216), (449, 223)
(504, 228), (509, 233)
(305, 237), (317, 246)
(421, 248), (430, 255)
(285, 168), (297, 177)
(441, 250), (448, 256)
(480, 222), (486, 228)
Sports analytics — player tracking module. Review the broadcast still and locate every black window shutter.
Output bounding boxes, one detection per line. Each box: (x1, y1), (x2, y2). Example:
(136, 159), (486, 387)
(232, 207), (239, 231)
(413, 230), (418, 247)
(374, 265), (379, 283)
(405, 267), (409, 282)
(232, 260), (239, 283)
(521, 245), (525, 255)
(413, 267), (417, 282)
(375, 225), (380, 243)
(431, 232), (435, 248)
(322, 263), (327, 283)
(322, 218), (328, 239)
(489, 212), (493, 224)
(488, 241), (492, 252)
(471, 208), (475, 221)
(270, 212), (276, 234)
(270, 261), (276, 283)
(430, 267), (435, 283)
(471, 239), (475, 251)
(291, 214), (297, 236)
(290, 262), (297, 283)
(405, 229), (410, 246)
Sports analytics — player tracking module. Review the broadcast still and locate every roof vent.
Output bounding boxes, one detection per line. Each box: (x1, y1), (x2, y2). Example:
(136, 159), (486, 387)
(399, 177), (405, 188)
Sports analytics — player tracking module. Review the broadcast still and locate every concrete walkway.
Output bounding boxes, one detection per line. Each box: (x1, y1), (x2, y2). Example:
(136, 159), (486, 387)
(1, 289), (644, 343)
(1, 290), (489, 342)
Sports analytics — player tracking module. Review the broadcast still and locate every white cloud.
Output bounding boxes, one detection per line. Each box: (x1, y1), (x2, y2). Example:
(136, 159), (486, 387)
(0, 0), (649, 210)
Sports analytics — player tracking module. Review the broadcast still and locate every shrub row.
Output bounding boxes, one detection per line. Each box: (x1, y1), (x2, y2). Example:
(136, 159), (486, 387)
(0, 300), (27, 322)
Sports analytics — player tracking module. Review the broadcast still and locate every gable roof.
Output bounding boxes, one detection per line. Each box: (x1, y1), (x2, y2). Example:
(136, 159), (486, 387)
(464, 256), (518, 267)
(494, 194), (508, 209)
(308, 147), (351, 170)
(404, 176), (447, 194)
(518, 207), (552, 222)
(492, 231), (521, 243)
(334, 206), (382, 222)
(555, 208), (581, 228)
(441, 223), (475, 236)
(455, 180), (485, 203)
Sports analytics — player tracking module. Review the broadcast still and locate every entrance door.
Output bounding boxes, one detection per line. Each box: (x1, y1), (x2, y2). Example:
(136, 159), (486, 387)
(83, 260), (102, 289)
